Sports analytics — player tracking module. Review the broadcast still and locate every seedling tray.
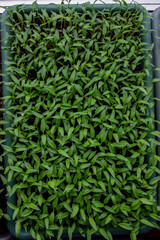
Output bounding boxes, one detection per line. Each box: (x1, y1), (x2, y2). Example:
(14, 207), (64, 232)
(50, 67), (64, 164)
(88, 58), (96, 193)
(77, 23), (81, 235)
(152, 7), (160, 208)
(0, 19), (14, 240)
(0, 233), (13, 240)
(1, 3), (156, 239)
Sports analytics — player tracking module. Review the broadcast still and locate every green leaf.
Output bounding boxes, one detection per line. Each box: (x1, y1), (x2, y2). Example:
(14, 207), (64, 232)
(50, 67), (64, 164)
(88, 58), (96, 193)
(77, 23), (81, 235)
(13, 208), (19, 220)
(80, 209), (86, 222)
(70, 70), (76, 83)
(71, 205), (79, 218)
(140, 219), (158, 228)
(30, 228), (36, 238)
(113, 133), (119, 143)
(64, 184), (74, 193)
(68, 127), (74, 137)
(38, 194), (43, 207)
(140, 198), (154, 205)
(58, 127), (64, 136)
(132, 183), (139, 198)
(130, 231), (137, 240)
(41, 135), (46, 145)
(68, 223), (75, 240)
(4, 214), (11, 221)
(119, 222), (133, 230)
(40, 119), (46, 132)
(99, 228), (112, 240)
(98, 181), (106, 191)
(149, 176), (160, 185)
(48, 179), (61, 189)
(28, 203), (40, 211)
(58, 226), (63, 240)
(58, 149), (70, 158)
(103, 123), (113, 129)
(105, 214), (112, 224)
(154, 155), (160, 161)
(15, 220), (21, 237)
(37, 233), (41, 240)
(89, 217), (98, 231)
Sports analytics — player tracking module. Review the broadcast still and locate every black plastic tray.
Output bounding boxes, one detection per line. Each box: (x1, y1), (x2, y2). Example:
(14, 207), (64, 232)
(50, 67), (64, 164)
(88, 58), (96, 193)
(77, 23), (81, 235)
(152, 7), (160, 208)
(0, 13), (14, 240)
(1, 3), (155, 239)
(0, 233), (13, 240)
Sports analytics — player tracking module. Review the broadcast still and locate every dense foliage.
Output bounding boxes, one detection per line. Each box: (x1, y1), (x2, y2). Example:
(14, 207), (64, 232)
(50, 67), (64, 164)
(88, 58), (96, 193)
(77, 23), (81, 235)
(0, 38), (11, 225)
(1, 1), (160, 240)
